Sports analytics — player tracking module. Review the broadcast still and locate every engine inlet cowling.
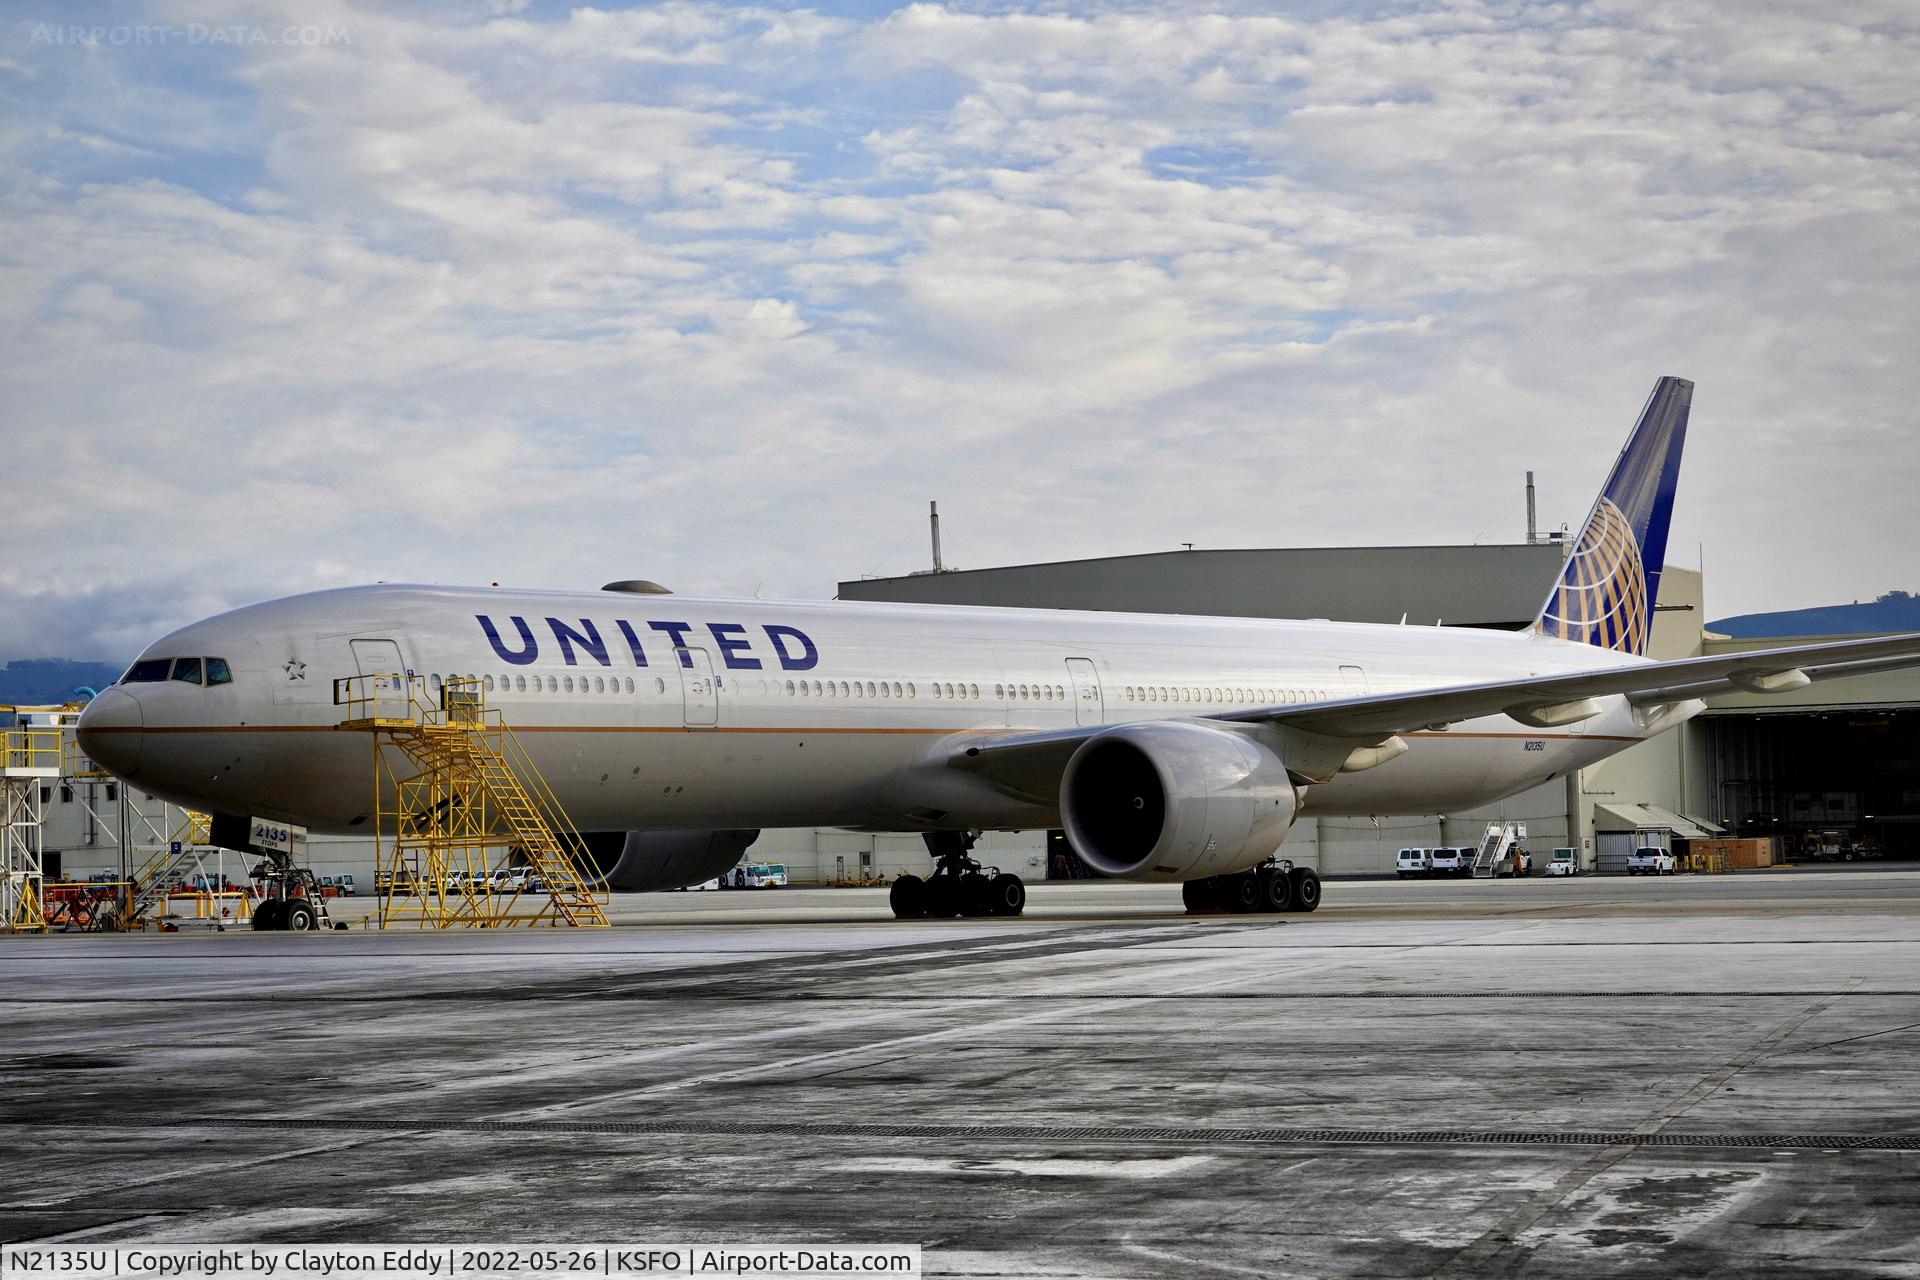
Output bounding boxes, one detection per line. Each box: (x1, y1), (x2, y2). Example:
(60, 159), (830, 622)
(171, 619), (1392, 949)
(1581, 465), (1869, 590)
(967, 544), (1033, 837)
(1060, 721), (1299, 882)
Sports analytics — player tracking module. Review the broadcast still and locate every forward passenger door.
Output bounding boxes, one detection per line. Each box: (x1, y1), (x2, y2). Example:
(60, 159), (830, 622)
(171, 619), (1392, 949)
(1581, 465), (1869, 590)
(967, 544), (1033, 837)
(678, 647), (719, 728)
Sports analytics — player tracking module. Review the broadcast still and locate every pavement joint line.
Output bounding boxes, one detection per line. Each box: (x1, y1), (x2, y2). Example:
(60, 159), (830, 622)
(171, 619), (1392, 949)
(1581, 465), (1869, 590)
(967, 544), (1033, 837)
(8, 1116), (1916, 1152)
(14, 988), (1914, 1006)
(1629, 979), (1863, 1135)
(1790, 1016), (1920, 1053)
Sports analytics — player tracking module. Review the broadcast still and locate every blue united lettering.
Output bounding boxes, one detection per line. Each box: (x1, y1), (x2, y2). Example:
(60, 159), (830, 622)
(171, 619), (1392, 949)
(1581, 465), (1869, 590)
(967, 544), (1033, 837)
(546, 617), (610, 666)
(477, 615), (539, 665)
(476, 614), (818, 671)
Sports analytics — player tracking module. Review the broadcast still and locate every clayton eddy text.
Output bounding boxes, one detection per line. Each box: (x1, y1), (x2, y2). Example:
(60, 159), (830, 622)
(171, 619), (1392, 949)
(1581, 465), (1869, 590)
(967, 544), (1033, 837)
(4, 1251), (452, 1278)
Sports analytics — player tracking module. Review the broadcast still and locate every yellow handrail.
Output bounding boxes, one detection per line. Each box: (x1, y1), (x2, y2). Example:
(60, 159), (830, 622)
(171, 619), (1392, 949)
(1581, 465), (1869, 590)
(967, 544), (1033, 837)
(2, 726), (61, 773)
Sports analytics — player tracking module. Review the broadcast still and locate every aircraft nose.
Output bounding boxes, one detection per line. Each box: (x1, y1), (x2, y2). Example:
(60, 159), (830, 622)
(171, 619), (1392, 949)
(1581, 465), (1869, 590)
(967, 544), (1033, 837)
(76, 687), (144, 779)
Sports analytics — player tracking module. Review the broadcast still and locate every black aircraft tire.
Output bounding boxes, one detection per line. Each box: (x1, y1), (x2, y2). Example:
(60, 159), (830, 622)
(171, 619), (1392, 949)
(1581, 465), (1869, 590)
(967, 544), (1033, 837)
(1258, 866), (1292, 912)
(251, 900), (285, 931)
(958, 872), (994, 917)
(889, 875), (926, 919)
(924, 876), (961, 919)
(282, 900), (318, 933)
(1288, 867), (1322, 913)
(989, 873), (1025, 917)
(1224, 872), (1261, 914)
(1181, 879), (1215, 914)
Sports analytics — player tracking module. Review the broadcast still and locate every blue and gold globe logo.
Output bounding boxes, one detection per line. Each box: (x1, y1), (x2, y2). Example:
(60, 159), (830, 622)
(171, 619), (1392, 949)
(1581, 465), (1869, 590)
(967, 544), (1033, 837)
(1536, 497), (1651, 654)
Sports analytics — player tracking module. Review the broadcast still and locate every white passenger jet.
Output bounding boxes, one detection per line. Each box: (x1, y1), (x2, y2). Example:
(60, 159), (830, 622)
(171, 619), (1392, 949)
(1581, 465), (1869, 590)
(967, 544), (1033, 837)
(77, 377), (1920, 920)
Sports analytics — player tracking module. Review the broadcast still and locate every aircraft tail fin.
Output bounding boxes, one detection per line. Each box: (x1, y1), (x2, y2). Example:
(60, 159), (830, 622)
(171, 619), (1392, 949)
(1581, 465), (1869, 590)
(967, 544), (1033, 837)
(1532, 376), (1693, 655)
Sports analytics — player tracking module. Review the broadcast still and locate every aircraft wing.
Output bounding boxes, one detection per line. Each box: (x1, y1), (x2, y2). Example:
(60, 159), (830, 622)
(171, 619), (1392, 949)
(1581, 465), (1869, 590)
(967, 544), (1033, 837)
(1212, 630), (1920, 739)
(951, 631), (1920, 795)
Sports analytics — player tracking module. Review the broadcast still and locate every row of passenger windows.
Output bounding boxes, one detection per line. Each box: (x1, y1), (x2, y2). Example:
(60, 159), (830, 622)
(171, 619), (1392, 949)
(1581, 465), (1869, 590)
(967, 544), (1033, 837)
(422, 671), (1309, 709)
(1125, 686), (1323, 705)
(432, 673), (665, 696)
(122, 657), (232, 686)
(431, 673), (947, 701)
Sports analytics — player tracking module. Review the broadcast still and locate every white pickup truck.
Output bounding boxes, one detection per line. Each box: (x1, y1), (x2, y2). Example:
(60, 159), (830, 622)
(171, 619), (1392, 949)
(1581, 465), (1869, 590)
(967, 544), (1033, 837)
(1627, 848), (1675, 876)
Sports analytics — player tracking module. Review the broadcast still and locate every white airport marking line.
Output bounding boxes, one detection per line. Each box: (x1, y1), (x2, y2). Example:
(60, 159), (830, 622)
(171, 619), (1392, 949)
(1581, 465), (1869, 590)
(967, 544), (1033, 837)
(839, 1155), (1218, 1179)
(14, 1214), (179, 1242)
(511, 948), (1306, 1119)
(1113, 1241), (1275, 1279)
(282, 926), (1235, 1117)
(0, 1134), (401, 1210)
(8, 936), (1270, 1207)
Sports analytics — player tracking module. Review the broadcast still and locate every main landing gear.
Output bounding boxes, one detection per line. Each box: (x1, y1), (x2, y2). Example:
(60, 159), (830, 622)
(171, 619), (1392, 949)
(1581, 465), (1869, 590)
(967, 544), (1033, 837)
(890, 831), (1026, 919)
(1182, 859), (1321, 915)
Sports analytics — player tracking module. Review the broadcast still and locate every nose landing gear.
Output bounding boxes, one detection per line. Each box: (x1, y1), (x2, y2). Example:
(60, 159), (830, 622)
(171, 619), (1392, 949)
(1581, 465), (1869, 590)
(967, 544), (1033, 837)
(889, 830), (1026, 919)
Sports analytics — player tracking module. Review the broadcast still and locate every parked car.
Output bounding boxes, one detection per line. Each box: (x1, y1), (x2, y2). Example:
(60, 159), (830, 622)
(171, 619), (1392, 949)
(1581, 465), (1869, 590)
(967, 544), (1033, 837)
(743, 862), (789, 888)
(1429, 847), (1474, 877)
(1805, 831), (1871, 862)
(1627, 847), (1675, 876)
(1396, 848), (1431, 878)
(1545, 848), (1578, 877)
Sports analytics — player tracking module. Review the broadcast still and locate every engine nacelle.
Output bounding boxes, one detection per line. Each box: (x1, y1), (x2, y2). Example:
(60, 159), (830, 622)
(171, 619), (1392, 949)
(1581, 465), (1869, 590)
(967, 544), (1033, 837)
(582, 829), (760, 892)
(1060, 721), (1299, 882)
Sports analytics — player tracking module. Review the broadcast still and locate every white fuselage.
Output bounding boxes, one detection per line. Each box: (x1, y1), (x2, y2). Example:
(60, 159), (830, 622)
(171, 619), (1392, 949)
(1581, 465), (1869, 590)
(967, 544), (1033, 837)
(78, 584), (1691, 836)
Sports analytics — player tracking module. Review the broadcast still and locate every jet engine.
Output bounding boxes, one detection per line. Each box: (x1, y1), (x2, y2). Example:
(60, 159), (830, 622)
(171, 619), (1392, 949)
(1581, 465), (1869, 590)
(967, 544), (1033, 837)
(582, 829), (761, 891)
(1059, 721), (1299, 882)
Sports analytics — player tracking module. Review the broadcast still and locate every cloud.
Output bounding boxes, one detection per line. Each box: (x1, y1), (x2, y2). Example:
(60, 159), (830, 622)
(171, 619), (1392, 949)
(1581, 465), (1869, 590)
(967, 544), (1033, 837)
(1, 0), (1917, 662)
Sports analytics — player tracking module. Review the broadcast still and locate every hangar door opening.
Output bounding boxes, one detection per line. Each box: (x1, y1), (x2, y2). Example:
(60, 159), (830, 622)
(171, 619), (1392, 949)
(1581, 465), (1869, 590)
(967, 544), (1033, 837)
(1707, 709), (1920, 860)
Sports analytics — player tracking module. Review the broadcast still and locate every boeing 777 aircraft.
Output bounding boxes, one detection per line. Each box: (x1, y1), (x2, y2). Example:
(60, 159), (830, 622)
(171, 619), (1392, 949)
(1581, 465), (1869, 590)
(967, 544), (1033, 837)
(76, 377), (1920, 922)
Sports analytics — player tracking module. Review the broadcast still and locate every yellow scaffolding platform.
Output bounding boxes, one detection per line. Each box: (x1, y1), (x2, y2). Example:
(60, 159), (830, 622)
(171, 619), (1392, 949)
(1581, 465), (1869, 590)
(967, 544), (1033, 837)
(337, 674), (608, 929)
(2, 720), (61, 934)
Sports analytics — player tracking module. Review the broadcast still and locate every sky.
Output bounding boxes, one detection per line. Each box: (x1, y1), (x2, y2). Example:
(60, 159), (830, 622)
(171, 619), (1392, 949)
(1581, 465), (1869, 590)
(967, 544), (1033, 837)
(2, 0), (1916, 665)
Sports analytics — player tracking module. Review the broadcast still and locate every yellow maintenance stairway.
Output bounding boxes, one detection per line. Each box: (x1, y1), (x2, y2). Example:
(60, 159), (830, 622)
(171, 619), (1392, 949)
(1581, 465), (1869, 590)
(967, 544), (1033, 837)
(338, 674), (609, 928)
(2, 715), (60, 934)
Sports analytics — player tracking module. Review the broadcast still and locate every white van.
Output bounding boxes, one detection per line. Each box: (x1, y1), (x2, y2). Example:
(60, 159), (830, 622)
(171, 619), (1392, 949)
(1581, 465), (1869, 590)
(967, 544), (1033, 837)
(1396, 848), (1431, 878)
(1429, 847), (1470, 877)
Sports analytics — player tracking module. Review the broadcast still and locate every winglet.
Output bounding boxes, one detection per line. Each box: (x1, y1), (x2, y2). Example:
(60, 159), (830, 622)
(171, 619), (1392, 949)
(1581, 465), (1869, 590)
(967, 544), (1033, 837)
(1533, 376), (1692, 655)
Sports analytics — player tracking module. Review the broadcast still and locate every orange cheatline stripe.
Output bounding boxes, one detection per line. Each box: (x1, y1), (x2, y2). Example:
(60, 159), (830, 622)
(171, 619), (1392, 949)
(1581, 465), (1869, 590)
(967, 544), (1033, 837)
(81, 724), (1006, 737)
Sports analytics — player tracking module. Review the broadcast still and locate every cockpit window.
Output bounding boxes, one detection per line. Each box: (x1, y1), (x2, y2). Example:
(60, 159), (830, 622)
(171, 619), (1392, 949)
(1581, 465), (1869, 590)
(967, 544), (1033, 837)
(171, 658), (204, 685)
(124, 659), (170, 683)
(205, 658), (232, 686)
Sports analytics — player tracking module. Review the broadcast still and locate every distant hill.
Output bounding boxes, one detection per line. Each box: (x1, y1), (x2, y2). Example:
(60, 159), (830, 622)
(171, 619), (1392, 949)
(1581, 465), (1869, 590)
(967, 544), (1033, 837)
(1712, 590), (1920, 639)
(0, 659), (124, 707)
